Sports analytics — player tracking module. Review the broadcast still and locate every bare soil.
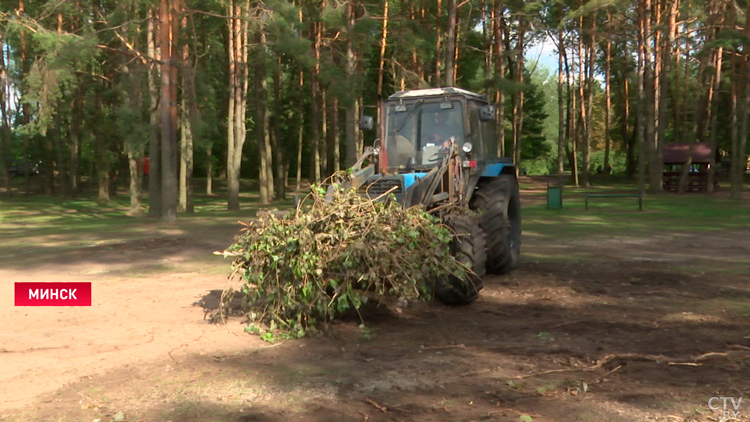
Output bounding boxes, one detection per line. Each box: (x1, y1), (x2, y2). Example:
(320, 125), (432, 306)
(2, 185), (750, 422)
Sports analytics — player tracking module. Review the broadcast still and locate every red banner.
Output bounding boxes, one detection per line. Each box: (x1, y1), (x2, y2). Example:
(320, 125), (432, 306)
(14, 282), (92, 306)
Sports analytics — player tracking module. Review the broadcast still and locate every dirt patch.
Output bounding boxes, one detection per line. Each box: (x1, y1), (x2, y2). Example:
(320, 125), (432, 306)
(2, 195), (750, 421)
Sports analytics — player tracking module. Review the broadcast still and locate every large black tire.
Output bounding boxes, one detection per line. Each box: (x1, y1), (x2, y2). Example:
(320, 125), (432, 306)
(470, 174), (521, 274)
(434, 214), (487, 305)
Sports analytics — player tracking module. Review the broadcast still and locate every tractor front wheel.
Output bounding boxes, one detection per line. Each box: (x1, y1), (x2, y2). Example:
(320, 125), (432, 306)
(433, 214), (487, 305)
(470, 174), (521, 274)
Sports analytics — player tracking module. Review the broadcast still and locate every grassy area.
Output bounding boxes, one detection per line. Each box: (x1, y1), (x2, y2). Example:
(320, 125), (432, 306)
(0, 182), (295, 265)
(1, 178), (748, 254)
(524, 181), (750, 239)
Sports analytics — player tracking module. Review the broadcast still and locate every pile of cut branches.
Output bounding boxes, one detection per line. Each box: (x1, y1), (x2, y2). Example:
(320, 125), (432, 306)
(215, 173), (468, 340)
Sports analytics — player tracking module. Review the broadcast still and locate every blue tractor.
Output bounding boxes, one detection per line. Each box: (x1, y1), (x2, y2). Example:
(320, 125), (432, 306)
(346, 87), (521, 305)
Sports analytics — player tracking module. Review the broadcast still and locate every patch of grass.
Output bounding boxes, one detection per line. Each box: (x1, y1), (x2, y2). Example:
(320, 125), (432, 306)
(524, 192), (750, 239)
(0, 185), (297, 269)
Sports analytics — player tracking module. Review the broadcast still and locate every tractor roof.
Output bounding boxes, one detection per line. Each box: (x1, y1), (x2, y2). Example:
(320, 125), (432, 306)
(387, 87), (489, 102)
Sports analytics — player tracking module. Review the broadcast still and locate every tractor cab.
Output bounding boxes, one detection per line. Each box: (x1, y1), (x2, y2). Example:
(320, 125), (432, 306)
(371, 88), (497, 173)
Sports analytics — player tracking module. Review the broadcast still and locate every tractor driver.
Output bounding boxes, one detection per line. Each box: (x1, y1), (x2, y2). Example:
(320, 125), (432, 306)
(426, 110), (460, 155)
(427, 110), (458, 157)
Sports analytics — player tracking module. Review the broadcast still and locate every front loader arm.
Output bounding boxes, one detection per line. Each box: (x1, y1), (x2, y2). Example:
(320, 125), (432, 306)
(324, 147), (376, 201)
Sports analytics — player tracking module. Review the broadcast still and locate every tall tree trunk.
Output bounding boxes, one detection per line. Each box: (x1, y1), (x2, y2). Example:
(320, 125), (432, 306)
(702, 0), (729, 195)
(652, 0), (663, 191)
(673, 17), (683, 142)
(227, 0), (238, 209)
(585, 18), (595, 179)
(178, 96), (194, 213)
(122, 59), (143, 216)
(557, 2), (565, 174)
(732, 0), (750, 199)
(729, 52), (738, 195)
(227, 0), (247, 210)
(95, 95), (110, 204)
(436, 0), (442, 85)
(660, 0), (676, 155)
(321, 87), (328, 176)
(311, 18), (321, 181)
(125, 141), (142, 215)
(206, 147), (213, 194)
(332, 95), (340, 172)
(345, 0), (358, 167)
(273, 55), (285, 200)
(453, 10), (461, 85)
(147, 8), (162, 215)
(69, 82), (83, 197)
(604, 12), (612, 175)
(159, 0), (179, 221)
(679, 30), (709, 192)
(0, 26), (11, 197)
(637, 0), (647, 194)
(565, 47), (578, 186)
(179, 11), (195, 213)
(53, 13), (67, 198)
(483, 0), (492, 85)
(296, 68), (304, 192)
(512, 17), (525, 176)
(493, 2), (505, 157)
(19, 0), (31, 195)
(445, 0), (457, 86)
(578, 9), (589, 187)
(623, 67), (634, 177)
(706, 45), (724, 195)
(377, 0), (389, 134)
(256, 28), (274, 204)
(644, 0), (661, 193)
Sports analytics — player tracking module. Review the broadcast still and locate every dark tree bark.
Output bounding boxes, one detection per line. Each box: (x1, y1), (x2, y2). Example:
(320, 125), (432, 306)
(732, 0), (750, 198)
(445, 0), (457, 86)
(493, 0), (505, 157)
(344, 0), (358, 167)
(178, 6), (196, 213)
(557, 2), (565, 174)
(273, 55), (286, 200)
(578, 8), (589, 187)
(226, 0), (249, 210)
(159, 0), (179, 221)
(0, 26), (12, 197)
(636, 0), (647, 194)
(604, 12), (612, 175)
(311, 15), (321, 180)
(255, 27), (274, 204)
(147, 8), (162, 216)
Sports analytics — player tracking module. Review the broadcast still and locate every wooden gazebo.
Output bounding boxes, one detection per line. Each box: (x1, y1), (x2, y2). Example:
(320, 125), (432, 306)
(662, 142), (717, 192)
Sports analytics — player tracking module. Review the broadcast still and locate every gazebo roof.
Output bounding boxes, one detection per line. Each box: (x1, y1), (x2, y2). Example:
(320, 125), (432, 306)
(663, 142), (713, 164)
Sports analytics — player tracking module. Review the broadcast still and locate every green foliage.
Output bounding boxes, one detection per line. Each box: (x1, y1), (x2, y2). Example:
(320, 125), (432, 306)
(219, 173), (467, 339)
(587, 150), (627, 175)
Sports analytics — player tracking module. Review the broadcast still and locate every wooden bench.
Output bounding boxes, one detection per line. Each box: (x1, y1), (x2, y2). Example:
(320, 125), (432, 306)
(584, 193), (643, 211)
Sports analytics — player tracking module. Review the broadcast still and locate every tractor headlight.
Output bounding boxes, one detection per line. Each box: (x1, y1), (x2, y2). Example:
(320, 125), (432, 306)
(462, 142), (473, 153)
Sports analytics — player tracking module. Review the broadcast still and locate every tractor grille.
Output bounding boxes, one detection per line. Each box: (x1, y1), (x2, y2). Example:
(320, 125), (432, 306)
(364, 179), (403, 195)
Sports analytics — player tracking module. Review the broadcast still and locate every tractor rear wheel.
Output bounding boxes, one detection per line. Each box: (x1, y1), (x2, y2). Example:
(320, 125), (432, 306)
(434, 214), (486, 305)
(470, 174), (521, 274)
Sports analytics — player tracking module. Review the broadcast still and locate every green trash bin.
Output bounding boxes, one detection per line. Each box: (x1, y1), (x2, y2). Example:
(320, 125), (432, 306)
(547, 181), (564, 209)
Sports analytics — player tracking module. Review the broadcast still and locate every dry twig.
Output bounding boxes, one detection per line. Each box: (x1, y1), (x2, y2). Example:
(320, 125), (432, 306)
(365, 397), (388, 412)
